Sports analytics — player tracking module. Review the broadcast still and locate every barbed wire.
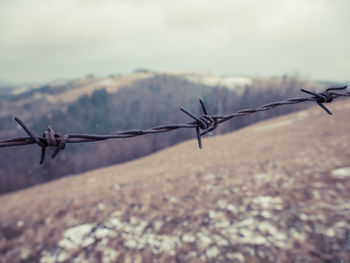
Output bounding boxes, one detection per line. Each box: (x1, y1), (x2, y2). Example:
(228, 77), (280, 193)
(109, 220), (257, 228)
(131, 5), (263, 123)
(0, 86), (349, 164)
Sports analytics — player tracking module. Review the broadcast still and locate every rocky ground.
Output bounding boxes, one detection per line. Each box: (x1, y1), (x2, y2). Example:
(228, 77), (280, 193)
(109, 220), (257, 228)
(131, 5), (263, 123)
(1, 99), (350, 263)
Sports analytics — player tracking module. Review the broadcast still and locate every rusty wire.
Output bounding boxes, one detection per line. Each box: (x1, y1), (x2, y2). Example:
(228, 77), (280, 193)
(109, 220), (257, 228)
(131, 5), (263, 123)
(0, 86), (349, 164)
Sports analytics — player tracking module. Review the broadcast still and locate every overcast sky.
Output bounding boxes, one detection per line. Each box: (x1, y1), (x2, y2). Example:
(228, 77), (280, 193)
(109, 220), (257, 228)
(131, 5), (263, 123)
(0, 0), (349, 84)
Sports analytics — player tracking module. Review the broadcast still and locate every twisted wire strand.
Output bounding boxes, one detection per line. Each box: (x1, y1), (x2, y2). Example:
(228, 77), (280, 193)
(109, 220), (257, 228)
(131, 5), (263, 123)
(0, 86), (349, 164)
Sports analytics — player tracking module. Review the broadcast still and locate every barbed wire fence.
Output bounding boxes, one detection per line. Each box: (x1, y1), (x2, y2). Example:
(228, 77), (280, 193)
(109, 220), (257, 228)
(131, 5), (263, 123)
(0, 86), (349, 164)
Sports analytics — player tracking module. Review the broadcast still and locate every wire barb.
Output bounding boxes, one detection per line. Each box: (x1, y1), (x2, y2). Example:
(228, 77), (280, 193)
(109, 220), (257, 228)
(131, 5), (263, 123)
(14, 117), (45, 148)
(0, 85), (349, 164)
(180, 99), (218, 149)
(300, 85), (348, 115)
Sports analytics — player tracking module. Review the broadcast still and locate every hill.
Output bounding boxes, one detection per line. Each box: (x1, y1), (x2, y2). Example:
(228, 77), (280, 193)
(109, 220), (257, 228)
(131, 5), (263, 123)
(0, 72), (320, 194)
(1, 99), (349, 263)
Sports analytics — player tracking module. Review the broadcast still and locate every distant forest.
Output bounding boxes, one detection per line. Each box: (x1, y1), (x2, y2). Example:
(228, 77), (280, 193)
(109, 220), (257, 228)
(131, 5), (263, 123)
(0, 74), (317, 194)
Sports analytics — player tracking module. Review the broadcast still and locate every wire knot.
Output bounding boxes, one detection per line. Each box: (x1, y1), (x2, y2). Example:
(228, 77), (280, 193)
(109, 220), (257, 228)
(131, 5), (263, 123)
(42, 125), (69, 159)
(51, 134), (69, 159)
(300, 86), (347, 115)
(180, 99), (218, 149)
(43, 125), (58, 147)
(14, 117), (69, 164)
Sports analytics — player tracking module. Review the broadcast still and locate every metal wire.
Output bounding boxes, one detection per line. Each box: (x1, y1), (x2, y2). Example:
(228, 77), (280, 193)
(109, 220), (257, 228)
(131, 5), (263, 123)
(0, 86), (349, 164)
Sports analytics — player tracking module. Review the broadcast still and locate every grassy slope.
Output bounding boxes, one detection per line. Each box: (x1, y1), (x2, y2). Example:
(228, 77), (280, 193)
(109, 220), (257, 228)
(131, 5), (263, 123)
(0, 99), (350, 263)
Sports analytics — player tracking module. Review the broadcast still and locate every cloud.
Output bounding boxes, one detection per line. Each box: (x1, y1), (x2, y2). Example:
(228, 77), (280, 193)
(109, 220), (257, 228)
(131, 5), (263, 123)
(0, 0), (349, 83)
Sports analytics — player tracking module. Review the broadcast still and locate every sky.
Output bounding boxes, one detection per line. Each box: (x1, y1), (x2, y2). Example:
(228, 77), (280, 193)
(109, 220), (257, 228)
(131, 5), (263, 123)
(0, 0), (349, 84)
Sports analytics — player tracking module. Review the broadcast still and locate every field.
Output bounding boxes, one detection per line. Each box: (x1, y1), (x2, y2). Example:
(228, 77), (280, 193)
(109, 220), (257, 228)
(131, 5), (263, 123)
(1, 99), (349, 262)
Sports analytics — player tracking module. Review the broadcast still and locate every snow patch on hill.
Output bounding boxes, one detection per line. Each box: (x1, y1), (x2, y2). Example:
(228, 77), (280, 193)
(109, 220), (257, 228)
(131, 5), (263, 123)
(170, 72), (252, 91)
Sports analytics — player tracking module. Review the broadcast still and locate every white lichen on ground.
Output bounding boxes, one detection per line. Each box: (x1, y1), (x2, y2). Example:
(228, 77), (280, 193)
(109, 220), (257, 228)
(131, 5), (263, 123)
(39, 175), (350, 263)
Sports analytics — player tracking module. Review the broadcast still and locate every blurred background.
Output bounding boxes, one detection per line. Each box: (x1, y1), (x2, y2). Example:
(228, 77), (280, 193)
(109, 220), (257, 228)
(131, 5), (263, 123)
(0, 1), (349, 262)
